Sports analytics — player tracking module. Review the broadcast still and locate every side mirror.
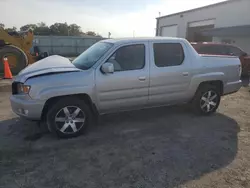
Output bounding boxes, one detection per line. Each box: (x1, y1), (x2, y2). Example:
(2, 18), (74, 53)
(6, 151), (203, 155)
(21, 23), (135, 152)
(101, 62), (114, 74)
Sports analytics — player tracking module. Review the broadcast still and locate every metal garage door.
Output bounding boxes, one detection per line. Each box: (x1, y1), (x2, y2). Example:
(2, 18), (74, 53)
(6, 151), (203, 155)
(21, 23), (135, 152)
(188, 19), (215, 27)
(161, 25), (178, 37)
(187, 19), (215, 42)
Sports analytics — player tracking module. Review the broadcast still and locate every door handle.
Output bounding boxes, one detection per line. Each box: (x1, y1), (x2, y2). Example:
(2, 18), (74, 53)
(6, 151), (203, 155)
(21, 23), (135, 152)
(182, 72), (189, 76)
(138, 76), (146, 81)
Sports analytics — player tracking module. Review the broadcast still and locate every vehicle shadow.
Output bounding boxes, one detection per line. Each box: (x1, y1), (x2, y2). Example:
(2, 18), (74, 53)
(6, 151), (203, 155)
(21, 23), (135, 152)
(0, 105), (240, 188)
(92, 106), (240, 187)
(0, 117), (44, 140)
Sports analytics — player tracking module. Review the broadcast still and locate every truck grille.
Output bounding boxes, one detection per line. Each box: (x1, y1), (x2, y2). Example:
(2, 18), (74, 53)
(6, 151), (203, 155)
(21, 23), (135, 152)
(12, 82), (19, 95)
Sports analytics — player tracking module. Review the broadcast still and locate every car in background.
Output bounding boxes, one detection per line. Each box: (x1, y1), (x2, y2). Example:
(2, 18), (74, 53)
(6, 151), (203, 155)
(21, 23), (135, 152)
(191, 42), (250, 76)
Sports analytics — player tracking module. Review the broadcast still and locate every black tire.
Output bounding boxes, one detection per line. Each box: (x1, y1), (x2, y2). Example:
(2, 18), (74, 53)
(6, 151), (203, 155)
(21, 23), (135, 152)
(46, 97), (92, 138)
(192, 85), (221, 115)
(0, 45), (28, 74)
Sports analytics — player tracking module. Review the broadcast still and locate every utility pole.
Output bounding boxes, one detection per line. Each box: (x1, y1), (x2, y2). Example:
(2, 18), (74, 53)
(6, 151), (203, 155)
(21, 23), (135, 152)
(67, 26), (70, 36)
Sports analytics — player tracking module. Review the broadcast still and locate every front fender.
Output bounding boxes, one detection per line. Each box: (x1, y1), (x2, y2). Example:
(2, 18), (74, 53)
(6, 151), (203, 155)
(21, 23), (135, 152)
(37, 85), (95, 102)
(26, 71), (96, 103)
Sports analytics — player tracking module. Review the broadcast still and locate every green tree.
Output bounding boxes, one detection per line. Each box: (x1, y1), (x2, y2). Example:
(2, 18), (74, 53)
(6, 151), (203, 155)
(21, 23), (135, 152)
(34, 22), (50, 35)
(68, 24), (82, 36)
(18, 22), (101, 37)
(37, 22), (46, 27)
(5, 27), (17, 32)
(50, 22), (69, 36)
(96, 33), (102, 38)
(86, 31), (97, 36)
(20, 24), (37, 31)
(0, 23), (5, 29)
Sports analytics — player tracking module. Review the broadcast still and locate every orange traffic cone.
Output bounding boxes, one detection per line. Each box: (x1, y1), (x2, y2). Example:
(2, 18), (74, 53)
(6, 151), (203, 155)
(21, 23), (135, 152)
(3, 57), (13, 79)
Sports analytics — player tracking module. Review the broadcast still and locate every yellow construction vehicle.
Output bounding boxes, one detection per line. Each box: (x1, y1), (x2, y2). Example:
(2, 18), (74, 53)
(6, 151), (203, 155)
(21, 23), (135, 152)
(0, 28), (48, 74)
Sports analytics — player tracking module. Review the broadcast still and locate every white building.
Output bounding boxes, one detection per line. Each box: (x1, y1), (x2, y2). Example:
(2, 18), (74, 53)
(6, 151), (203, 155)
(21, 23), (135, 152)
(156, 0), (250, 53)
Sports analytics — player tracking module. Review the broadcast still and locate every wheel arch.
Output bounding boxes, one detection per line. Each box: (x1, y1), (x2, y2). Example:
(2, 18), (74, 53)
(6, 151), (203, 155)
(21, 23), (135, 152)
(41, 93), (98, 121)
(197, 80), (224, 95)
(189, 72), (225, 97)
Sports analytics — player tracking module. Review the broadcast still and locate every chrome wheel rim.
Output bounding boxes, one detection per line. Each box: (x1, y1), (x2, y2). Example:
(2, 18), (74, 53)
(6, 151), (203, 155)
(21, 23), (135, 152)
(55, 106), (85, 134)
(200, 90), (218, 113)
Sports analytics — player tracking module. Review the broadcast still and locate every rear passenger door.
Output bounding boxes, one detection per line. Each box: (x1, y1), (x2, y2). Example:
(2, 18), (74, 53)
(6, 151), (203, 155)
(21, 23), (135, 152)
(148, 41), (192, 106)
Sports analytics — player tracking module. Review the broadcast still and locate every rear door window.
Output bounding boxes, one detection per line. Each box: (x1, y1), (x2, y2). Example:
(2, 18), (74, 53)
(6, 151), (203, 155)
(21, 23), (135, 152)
(153, 43), (184, 67)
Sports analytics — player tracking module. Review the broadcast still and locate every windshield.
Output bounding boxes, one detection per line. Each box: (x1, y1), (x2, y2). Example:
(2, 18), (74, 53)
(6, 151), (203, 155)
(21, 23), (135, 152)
(72, 42), (113, 70)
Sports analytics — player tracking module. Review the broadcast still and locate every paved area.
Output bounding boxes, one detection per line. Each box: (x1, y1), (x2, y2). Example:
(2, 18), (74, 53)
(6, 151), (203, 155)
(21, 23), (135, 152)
(0, 84), (250, 188)
(0, 78), (12, 92)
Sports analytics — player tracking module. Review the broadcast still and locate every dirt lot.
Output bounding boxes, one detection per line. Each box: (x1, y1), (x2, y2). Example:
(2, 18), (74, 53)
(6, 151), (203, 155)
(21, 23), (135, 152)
(0, 82), (250, 188)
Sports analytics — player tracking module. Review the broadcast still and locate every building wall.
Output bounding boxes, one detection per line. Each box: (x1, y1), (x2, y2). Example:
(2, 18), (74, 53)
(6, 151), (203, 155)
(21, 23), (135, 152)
(157, 0), (250, 38)
(32, 36), (103, 56)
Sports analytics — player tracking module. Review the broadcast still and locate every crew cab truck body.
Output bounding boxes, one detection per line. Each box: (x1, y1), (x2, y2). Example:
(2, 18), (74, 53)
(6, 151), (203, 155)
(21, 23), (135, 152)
(10, 37), (242, 138)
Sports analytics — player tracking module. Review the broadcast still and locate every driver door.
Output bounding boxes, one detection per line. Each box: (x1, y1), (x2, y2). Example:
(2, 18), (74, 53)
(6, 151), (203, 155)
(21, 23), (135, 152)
(95, 42), (150, 114)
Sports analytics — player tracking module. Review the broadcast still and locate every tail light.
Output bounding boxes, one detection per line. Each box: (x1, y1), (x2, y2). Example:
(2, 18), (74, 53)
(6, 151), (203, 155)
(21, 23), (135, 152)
(238, 64), (242, 77)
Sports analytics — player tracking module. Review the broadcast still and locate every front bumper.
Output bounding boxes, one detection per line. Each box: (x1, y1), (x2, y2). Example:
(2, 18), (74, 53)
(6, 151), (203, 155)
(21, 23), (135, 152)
(10, 95), (45, 120)
(223, 80), (242, 95)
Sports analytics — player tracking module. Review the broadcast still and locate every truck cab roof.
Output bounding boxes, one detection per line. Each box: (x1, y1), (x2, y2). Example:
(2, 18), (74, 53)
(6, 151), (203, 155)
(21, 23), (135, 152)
(102, 37), (187, 45)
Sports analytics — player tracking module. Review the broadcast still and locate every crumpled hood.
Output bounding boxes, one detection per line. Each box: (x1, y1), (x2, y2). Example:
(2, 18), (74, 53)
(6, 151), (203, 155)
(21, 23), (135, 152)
(15, 55), (80, 83)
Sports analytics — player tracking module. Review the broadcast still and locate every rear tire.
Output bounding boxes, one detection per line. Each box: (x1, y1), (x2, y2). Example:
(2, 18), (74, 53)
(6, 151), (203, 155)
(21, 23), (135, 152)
(192, 85), (221, 115)
(0, 45), (28, 74)
(46, 97), (92, 138)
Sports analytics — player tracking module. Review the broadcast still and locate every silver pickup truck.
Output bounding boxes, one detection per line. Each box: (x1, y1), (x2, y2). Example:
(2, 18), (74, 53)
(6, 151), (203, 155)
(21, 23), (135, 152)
(10, 37), (242, 138)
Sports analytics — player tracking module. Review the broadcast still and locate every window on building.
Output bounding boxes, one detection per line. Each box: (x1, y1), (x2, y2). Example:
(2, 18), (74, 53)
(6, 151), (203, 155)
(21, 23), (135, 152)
(153, 43), (184, 67)
(107, 44), (145, 71)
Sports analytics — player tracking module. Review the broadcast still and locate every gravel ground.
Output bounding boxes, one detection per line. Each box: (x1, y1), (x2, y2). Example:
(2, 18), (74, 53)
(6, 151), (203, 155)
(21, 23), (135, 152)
(0, 82), (250, 188)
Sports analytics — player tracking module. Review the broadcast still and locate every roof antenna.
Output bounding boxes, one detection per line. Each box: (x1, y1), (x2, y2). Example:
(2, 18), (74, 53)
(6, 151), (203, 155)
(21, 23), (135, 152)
(159, 12), (161, 17)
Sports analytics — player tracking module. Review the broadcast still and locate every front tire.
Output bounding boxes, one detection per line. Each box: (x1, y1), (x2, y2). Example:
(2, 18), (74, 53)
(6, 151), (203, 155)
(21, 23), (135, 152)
(46, 97), (92, 138)
(192, 85), (221, 115)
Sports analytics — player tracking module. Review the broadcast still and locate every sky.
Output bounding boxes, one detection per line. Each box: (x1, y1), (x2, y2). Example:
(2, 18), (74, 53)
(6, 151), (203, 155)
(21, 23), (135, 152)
(0, 0), (227, 37)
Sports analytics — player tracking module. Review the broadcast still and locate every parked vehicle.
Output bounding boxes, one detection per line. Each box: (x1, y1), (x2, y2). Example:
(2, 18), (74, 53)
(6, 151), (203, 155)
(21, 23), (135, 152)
(10, 37), (242, 138)
(191, 42), (250, 76)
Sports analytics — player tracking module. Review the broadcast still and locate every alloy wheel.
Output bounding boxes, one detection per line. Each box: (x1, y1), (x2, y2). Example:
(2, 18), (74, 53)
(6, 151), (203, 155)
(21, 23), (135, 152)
(200, 90), (218, 113)
(55, 106), (85, 134)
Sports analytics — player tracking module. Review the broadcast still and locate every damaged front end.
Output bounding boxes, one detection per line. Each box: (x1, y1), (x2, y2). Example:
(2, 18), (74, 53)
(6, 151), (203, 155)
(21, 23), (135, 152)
(14, 55), (81, 83)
